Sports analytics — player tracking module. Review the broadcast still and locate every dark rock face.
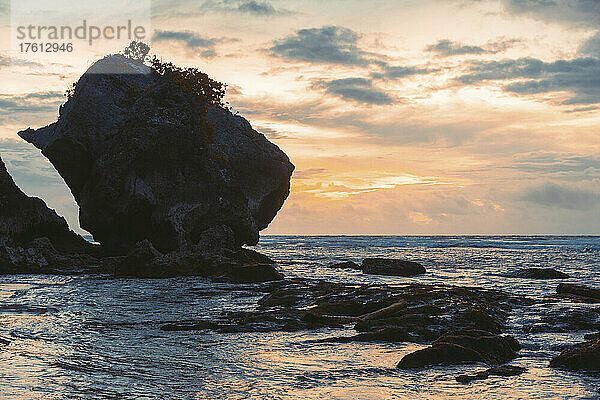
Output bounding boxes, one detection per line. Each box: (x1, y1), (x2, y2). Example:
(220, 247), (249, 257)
(361, 258), (426, 276)
(0, 154), (93, 272)
(19, 55), (294, 253)
(549, 338), (600, 371)
(115, 236), (283, 282)
(508, 268), (570, 279)
(396, 329), (520, 369)
(456, 365), (527, 383)
(556, 284), (600, 303)
(327, 261), (361, 269)
(0, 155), (86, 252)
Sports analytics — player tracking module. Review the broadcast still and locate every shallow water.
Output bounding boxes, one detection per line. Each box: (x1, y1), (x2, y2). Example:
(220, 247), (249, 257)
(0, 236), (599, 399)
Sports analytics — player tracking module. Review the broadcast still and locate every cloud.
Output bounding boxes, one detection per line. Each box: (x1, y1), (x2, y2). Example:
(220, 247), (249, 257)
(579, 31), (600, 58)
(458, 56), (600, 105)
(312, 78), (395, 105)
(293, 168), (326, 179)
(501, 0), (600, 27)
(510, 152), (600, 179)
(231, 95), (486, 146)
(0, 92), (64, 123)
(152, 30), (222, 57)
(370, 64), (439, 80)
(0, 54), (44, 69)
(426, 38), (521, 57)
(521, 182), (600, 210)
(237, 1), (286, 15)
(269, 26), (372, 66)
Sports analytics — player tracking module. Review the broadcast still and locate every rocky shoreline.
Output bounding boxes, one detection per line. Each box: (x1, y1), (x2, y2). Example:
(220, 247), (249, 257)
(1, 53), (598, 384)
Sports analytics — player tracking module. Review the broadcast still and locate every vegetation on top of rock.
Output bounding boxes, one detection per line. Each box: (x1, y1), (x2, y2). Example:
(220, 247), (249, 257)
(123, 41), (150, 62)
(66, 41), (229, 117)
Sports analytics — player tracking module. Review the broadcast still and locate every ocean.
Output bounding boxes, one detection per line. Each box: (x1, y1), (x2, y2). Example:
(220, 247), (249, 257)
(0, 235), (598, 399)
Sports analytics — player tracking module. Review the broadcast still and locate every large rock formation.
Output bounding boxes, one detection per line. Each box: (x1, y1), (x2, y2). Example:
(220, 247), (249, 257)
(0, 154), (91, 272)
(19, 55), (294, 253)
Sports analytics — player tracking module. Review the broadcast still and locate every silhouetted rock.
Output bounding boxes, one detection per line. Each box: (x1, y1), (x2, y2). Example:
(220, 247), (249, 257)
(396, 329), (520, 369)
(0, 154), (96, 273)
(549, 338), (600, 371)
(361, 258), (425, 276)
(115, 238), (283, 282)
(19, 55), (294, 254)
(556, 283), (600, 303)
(0, 155), (87, 252)
(327, 261), (361, 269)
(456, 365), (526, 383)
(508, 268), (570, 279)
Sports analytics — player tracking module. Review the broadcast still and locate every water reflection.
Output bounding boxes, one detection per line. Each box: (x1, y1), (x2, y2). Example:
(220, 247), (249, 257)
(0, 236), (598, 398)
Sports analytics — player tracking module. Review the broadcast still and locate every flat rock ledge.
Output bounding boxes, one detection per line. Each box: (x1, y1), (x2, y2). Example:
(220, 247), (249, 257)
(456, 365), (527, 383)
(507, 268), (570, 279)
(361, 258), (426, 277)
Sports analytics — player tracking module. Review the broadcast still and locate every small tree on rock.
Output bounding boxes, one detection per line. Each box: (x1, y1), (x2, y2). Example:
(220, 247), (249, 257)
(123, 41), (150, 62)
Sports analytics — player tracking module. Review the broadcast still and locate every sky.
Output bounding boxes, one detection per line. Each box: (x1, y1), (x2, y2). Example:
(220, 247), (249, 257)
(0, 0), (599, 235)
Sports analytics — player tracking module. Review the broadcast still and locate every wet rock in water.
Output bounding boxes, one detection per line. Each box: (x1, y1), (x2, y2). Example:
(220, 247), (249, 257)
(19, 54), (294, 254)
(359, 300), (407, 321)
(115, 237), (283, 282)
(549, 338), (600, 371)
(556, 284), (600, 303)
(396, 329), (520, 369)
(328, 261), (361, 270)
(456, 365), (527, 383)
(361, 258), (425, 276)
(318, 327), (414, 343)
(522, 307), (600, 334)
(508, 268), (570, 279)
(160, 280), (519, 338)
(584, 332), (600, 341)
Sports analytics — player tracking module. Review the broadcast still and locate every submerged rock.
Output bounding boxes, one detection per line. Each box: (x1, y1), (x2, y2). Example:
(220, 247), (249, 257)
(396, 329), (520, 369)
(522, 306), (600, 334)
(556, 284), (600, 303)
(549, 338), (600, 371)
(19, 54), (294, 254)
(456, 365), (527, 383)
(328, 261), (361, 270)
(508, 268), (570, 279)
(361, 258), (426, 276)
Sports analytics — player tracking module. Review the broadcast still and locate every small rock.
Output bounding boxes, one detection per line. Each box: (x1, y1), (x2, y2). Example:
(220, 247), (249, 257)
(556, 284), (600, 303)
(359, 300), (407, 321)
(508, 268), (570, 279)
(397, 329), (520, 369)
(223, 263), (284, 284)
(361, 258), (425, 277)
(549, 338), (600, 371)
(456, 365), (527, 383)
(327, 261), (361, 270)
